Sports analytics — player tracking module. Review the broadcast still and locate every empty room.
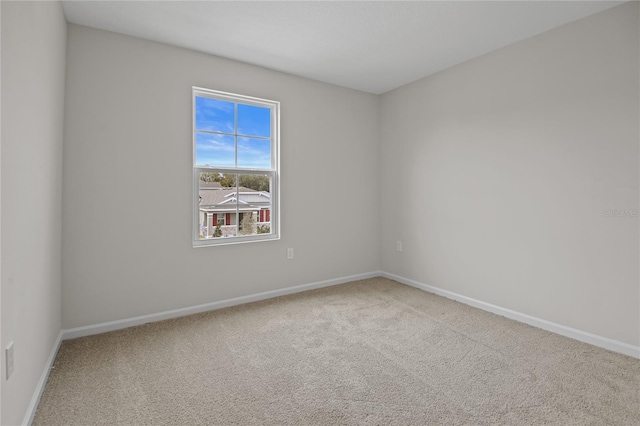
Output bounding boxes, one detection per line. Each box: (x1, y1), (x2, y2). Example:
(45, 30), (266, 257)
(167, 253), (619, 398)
(1, 0), (638, 425)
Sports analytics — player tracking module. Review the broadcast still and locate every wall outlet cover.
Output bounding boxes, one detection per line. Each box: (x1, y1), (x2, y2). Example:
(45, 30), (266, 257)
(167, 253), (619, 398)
(6, 342), (14, 380)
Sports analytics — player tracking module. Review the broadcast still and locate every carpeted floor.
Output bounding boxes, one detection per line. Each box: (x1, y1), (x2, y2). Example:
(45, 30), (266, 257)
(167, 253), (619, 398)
(34, 277), (639, 425)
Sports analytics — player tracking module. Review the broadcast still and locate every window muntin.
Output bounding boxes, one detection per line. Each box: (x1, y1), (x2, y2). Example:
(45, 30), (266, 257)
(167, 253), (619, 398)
(193, 87), (279, 246)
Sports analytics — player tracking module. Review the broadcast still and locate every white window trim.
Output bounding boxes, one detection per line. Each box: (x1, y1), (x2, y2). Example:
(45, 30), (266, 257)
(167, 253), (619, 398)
(192, 87), (280, 247)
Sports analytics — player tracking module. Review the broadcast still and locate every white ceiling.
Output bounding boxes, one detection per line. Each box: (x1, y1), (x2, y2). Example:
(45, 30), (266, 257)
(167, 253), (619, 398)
(61, 0), (625, 94)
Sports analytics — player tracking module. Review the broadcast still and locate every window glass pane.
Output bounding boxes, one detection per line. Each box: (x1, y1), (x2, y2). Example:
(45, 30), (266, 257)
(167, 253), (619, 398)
(237, 137), (271, 169)
(237, 104), (271, 138)
(198, 172), (238, 239)
(195, 133), (235, 167)
(198, 172), (271, 240)
(237, 173), (272, 236)
(195, 96), (234, 133)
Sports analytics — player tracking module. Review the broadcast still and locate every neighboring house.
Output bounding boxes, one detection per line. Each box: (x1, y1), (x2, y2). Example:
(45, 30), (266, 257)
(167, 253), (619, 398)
(199, 181), (271, 238)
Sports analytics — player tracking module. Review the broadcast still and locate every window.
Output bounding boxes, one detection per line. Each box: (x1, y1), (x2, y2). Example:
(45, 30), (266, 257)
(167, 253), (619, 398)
(193, 87), (279, 246)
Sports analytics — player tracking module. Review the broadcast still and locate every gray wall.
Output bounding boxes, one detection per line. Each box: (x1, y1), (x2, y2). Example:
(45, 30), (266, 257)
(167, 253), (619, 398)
(380, 2), (639, 346)
(62, 24), (380, 328)
(1, 1), (67, 424)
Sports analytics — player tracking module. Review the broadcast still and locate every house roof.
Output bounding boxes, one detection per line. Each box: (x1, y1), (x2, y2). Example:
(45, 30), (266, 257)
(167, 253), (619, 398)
(199, 185), (270, 212)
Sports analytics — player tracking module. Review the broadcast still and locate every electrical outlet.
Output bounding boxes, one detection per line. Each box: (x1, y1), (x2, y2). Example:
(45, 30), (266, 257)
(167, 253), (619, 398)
(287, 248), (294, 260)
(6, 342), (14, 380)
(396, 241), (403, 252)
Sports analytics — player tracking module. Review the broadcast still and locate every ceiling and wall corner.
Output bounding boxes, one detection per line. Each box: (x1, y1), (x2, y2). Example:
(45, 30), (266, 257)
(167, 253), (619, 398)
(60, 0), (626, 94)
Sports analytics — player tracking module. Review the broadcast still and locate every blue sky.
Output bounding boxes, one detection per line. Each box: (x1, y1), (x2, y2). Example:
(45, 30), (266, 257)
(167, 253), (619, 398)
(195, 97), (271, 168)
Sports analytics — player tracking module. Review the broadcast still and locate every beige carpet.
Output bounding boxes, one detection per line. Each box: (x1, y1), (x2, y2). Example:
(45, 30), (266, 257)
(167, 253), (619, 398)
(34, 277), (639, 425)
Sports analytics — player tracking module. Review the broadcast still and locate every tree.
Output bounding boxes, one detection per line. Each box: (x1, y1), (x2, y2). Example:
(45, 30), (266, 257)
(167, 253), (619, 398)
(212, 222), (222, 238)
(199, 172), (220, 182)
(239, 213), (256, 235)
(218, 174), (236, 187)
(239, 174), (270, 192)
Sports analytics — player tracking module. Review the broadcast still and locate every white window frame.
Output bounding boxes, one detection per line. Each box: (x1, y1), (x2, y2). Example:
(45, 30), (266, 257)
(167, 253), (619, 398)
(193, 87), (280, 247)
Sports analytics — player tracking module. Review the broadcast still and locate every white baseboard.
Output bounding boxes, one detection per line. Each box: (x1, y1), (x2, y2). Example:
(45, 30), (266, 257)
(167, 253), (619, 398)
(381, 271), (640, 360)
(62, 271), (382, 340)
(22, 330), (63, 426)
